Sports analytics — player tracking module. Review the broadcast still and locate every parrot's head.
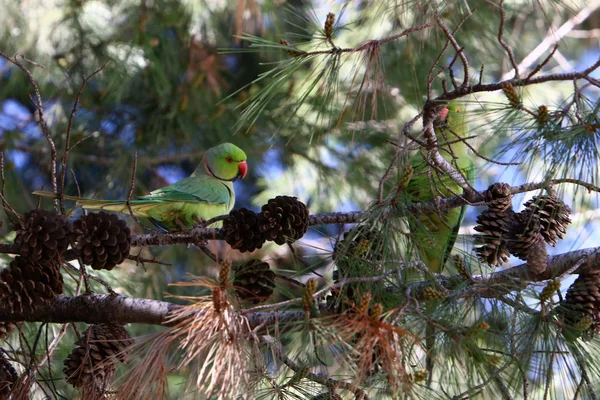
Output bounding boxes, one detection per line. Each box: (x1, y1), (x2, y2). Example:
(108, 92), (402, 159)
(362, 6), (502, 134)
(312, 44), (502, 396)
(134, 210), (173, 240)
(202, 143), (248, 181)
(435, 101), (466, 136)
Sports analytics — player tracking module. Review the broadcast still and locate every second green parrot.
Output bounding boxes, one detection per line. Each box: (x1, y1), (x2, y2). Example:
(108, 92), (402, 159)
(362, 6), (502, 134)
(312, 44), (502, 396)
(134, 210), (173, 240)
(34, 142), (248, 230)
(406, 102), (475, 273)
(404, 102), (475, 386)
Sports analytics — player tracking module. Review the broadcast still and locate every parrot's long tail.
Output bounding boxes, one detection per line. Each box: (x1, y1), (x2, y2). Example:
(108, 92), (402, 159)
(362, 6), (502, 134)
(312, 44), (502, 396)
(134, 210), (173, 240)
(32, 190), (153, 217)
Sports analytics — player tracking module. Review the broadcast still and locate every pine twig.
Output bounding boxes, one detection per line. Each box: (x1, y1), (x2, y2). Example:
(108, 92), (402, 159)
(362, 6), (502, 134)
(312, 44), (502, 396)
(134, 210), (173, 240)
(378, 111), (423, 203)
(59, 62), (110, 213)
(435, 12), (470, 87)
(0, 153), (20, 224)
(486, 0), (520, 78)
(268, 338), (369, 400)
(0, 51), (58, 207)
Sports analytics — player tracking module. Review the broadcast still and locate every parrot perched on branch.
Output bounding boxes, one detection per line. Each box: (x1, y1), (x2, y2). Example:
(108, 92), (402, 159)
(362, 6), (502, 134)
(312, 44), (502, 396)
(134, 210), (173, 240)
(404, 102), (475, 387)
(406, 102), (475, 273)
(33, 142), (248, 230)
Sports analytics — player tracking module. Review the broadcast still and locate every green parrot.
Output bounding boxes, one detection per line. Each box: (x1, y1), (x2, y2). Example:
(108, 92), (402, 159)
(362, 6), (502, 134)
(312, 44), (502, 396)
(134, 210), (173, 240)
(33, 143), (248, 230)
(406, 102), (475, 274)
(404, 102), (475, 385)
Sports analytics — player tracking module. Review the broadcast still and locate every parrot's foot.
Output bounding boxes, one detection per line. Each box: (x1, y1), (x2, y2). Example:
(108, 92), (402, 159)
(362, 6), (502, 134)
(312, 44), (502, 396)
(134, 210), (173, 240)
(173, 218), (188, 232)
(193, 215), (208, 228)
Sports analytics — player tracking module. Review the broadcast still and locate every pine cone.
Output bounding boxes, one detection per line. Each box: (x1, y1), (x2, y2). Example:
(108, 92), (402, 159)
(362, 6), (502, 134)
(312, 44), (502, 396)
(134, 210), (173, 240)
(473, 183), (515, 265)
(560, 273), (600, 319)
(0, 257), (63, 314)
(0, 351), (17, 399)
(258, 196), (309, 245)
(14, 209), (69, 264)
(0, 322), (20, 341)
(557, 273), (600, 340)
(473, 208), (515, 265)
(233, 260), (276, 304)
(71, 212), (131, 270)
(505, 212), (544, 260)
(64, 324), (133, 394)
(223, 208), (266, 252)
(485, 182), (513, 212)
(522, 195), (571, 246)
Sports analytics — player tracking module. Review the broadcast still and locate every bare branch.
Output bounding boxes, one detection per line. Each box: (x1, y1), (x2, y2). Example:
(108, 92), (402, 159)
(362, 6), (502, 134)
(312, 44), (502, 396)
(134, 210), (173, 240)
(0, 51), (58, 206)
(486, 0), (520, 78)
(501, 0), (600, 80)
(59, 62), (110, 213)
(434, 13), (470, 87)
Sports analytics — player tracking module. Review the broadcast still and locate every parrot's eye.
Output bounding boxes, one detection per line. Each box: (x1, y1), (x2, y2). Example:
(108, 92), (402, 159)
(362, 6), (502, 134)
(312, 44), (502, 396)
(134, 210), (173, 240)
(225, 156), (233, 163)
(455, 109), (460, 113)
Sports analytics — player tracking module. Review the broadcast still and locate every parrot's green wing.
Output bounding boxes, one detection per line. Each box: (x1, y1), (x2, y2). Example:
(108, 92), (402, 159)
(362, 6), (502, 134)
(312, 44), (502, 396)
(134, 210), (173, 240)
(136, 175), (234, 230)
(439, 156), (475, 268)
(139, 175), (232, 204)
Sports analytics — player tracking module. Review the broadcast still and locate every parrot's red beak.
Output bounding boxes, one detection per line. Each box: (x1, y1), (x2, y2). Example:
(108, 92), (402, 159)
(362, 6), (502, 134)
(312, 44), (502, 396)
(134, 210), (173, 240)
(438, 106), (450, 121)
(238, 160), (248, 179)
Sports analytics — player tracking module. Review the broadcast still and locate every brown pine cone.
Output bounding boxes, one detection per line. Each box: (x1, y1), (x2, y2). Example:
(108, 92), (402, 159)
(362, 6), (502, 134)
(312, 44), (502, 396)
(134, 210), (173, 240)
(71, 212), (131, 270)
(485, 183), (513, 212)
(505, 212), (544, 261)
(473, 208), (515, 265)
(233, 260), (276, 304)
(223, 208), (266, 252)
(14, 209), (69, 264)
(556, 273), (600, 340)
(560, 273), (600, 319)
(473, 183), (515, 265)
(0, 350), (18, 399)
(0, 322), (20, 341)
(258, 196), (309, 245)
(522, 194), (571, 246)
(64, 324), (134, 394)
(0, 257), (63, 314)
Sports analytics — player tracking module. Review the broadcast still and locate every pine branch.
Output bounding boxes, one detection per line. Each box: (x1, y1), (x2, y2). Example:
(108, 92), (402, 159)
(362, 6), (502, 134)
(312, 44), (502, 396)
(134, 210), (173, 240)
(0, 178), (595, 256)
(0, 294), (176, 326)
(269, 338), (369, 400)
(0, 246), (598, 327)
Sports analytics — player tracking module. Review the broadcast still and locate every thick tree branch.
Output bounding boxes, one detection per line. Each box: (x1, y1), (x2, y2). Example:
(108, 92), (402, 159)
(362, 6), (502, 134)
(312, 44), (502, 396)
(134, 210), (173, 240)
(0, 295), (177, 326)
(0, 247), (597, 327)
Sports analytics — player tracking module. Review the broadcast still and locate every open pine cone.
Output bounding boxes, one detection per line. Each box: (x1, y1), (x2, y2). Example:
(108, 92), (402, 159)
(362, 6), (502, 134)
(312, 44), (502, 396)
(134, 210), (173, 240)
(223, 208), (266, 252)
(71, 212), (131, 270)
(258, 196), (309, 245)
(0, 322), (20, 341)
(473, 183), (515, 266)
(14, 209), (69, 264)
(522, 194), (571, 246)
(0, 256), (63, 314)
(505, 212), (545, 261)
(556, 273), (600, 340)
(64, 324), (134, 394)
(233, 259), (276, 304)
